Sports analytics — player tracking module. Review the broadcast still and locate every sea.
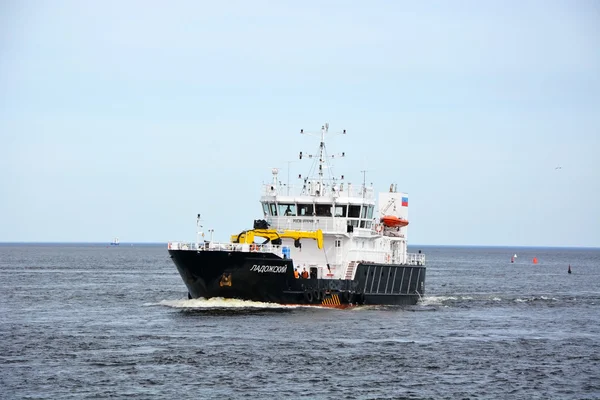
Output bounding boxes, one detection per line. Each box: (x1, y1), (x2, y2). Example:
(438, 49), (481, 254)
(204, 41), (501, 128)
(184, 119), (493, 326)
(0, 244), (599, 400)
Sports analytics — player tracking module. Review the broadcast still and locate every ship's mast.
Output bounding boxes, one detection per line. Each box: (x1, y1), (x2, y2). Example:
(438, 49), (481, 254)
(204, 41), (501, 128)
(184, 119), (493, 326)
(299, 123), (346, 197)
(196, 213), (203, 246)
(361, 170), (367, 199)
(318, 123), (327, 195)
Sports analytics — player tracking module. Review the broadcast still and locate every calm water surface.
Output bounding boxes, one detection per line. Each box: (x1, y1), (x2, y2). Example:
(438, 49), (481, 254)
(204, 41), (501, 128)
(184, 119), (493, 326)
(1, 244), (599, 399)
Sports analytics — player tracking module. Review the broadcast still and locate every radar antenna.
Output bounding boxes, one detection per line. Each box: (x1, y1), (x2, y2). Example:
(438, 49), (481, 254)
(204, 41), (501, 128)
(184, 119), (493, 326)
(298, 123), (346, 196)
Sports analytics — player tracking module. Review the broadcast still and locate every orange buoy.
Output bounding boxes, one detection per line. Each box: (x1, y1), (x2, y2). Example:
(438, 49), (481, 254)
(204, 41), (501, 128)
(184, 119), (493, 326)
(380, 215), (409, 227)
(533, 257), (538, 264)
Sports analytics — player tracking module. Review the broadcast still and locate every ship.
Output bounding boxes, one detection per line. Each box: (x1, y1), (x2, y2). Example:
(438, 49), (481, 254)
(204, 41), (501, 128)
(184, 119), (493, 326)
(168, 123), (426, 306)
(110, 237), (120, 246)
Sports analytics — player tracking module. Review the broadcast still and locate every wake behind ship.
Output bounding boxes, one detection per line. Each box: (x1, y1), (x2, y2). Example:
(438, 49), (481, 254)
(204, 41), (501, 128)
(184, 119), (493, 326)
(168, 123), (425, 306)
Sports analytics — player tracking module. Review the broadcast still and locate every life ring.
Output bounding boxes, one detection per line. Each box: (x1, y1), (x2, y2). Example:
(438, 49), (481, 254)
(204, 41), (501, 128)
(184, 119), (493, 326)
(386, 254), (391, 262)
(250, 244), (259, 252)
(304, 290), (313, 303)
(375, 224), (382, 233)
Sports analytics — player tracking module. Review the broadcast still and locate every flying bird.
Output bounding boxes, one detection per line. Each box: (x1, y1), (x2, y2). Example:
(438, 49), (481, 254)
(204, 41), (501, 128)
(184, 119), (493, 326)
(555, 166), (562, 170)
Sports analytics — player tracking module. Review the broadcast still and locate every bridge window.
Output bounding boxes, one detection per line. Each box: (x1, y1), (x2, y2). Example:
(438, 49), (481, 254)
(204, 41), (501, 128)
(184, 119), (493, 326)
(315, 204), (332, 217)
(333, 205), (347, 217)
(367, 205), (374, 219)
(279, 204), (296, 216)
(297, 204), (314, 216)
(269, 203), (278, 216)
(361, 206), (368, 219)
(360, 220), (373, 229)
(348, 205), (361, 218)
(262, 203), (269, 216)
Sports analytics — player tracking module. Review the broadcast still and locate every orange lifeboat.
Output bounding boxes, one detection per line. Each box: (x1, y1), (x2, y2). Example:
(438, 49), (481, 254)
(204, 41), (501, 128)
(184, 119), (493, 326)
(380, 215), (409, 227)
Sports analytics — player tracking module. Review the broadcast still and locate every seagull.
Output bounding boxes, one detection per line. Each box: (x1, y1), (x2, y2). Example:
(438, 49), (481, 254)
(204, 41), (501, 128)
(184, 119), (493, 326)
(555, 166), (562, 170)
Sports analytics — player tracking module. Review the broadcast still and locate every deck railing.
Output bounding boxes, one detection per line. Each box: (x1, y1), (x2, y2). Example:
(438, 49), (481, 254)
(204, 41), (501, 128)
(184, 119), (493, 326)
(168, 242), (425, 265)
(406, 253), (426, 265)
(265, 217), (376, 234)
(346, 250), (426, 265)
(168, 241), (284, 257)
(262, 183), (374, 199)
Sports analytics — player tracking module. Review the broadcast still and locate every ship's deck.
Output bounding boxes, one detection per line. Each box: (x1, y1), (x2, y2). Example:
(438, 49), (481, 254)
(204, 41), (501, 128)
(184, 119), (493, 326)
(168, 241), (285, 257)
(167, 241), (425, 266)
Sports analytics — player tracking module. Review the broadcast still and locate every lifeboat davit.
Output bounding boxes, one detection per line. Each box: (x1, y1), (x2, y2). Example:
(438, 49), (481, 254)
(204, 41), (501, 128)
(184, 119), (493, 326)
(380, 215), (409, 227)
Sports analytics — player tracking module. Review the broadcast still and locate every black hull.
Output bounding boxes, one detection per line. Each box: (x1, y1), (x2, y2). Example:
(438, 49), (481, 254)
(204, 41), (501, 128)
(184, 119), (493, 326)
(169, 249), (426, 306)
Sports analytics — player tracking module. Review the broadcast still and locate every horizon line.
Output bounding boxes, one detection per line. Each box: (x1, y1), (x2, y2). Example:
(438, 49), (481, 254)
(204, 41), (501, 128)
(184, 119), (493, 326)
(0, 241), (598, 249)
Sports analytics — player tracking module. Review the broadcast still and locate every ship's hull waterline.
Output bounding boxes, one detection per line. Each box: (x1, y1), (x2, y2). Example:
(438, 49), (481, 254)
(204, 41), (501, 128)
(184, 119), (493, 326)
(169, 249), (426, 306)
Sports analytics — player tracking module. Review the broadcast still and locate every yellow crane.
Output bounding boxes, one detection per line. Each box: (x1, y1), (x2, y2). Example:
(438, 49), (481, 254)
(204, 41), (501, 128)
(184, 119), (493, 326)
(231, 229), (323, 249)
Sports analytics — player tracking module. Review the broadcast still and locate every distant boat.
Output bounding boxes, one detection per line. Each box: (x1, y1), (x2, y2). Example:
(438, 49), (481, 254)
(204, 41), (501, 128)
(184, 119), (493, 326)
(510, 256), (514, 263)
(110, 237), (120, 246)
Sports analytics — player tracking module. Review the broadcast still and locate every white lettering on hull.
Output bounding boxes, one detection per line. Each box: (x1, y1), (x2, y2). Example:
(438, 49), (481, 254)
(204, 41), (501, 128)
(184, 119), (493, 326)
(292, 219), (314, 223)
(250, 264), (288, 274)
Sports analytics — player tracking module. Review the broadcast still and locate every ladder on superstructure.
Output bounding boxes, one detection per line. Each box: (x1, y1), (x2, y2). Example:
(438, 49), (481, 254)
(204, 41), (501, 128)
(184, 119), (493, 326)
(345, 261), (358, 280)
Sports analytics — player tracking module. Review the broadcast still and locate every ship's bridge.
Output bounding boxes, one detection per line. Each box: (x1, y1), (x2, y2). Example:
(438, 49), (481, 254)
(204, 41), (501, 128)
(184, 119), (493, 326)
(260, 181), (376, 233)
(259, 123), (381, 235)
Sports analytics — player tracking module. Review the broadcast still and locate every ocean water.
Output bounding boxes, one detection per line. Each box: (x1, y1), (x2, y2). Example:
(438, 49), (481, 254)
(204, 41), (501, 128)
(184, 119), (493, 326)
(1, 244), (599, 400)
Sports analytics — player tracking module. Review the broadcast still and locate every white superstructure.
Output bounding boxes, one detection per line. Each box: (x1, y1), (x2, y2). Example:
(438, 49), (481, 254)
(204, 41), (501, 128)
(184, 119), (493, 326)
(259, 123), (424, 280)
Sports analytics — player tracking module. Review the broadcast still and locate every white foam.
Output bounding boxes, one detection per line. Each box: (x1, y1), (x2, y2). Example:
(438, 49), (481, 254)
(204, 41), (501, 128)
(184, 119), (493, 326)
(153, 297), (304, 309)
(513, 296), (558, 303)
(419, 296), (458, 306)
(514, 298), (529, 303)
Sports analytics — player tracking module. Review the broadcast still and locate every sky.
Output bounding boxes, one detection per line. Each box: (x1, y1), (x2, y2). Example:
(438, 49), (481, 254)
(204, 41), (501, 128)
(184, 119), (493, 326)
(1, 0), (599, 246)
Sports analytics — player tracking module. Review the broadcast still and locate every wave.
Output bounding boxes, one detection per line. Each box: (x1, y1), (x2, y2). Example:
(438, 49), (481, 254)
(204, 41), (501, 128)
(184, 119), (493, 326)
(149, 297), (307, 310)
(420, 294), (563, 306)
(148, 294), (582, 312)
(514, 296), (558, 303)
(418, 295), (465, 306)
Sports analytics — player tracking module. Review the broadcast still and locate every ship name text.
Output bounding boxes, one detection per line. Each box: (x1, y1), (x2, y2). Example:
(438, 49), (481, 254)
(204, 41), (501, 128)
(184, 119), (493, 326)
(251, 264), (288, 274)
